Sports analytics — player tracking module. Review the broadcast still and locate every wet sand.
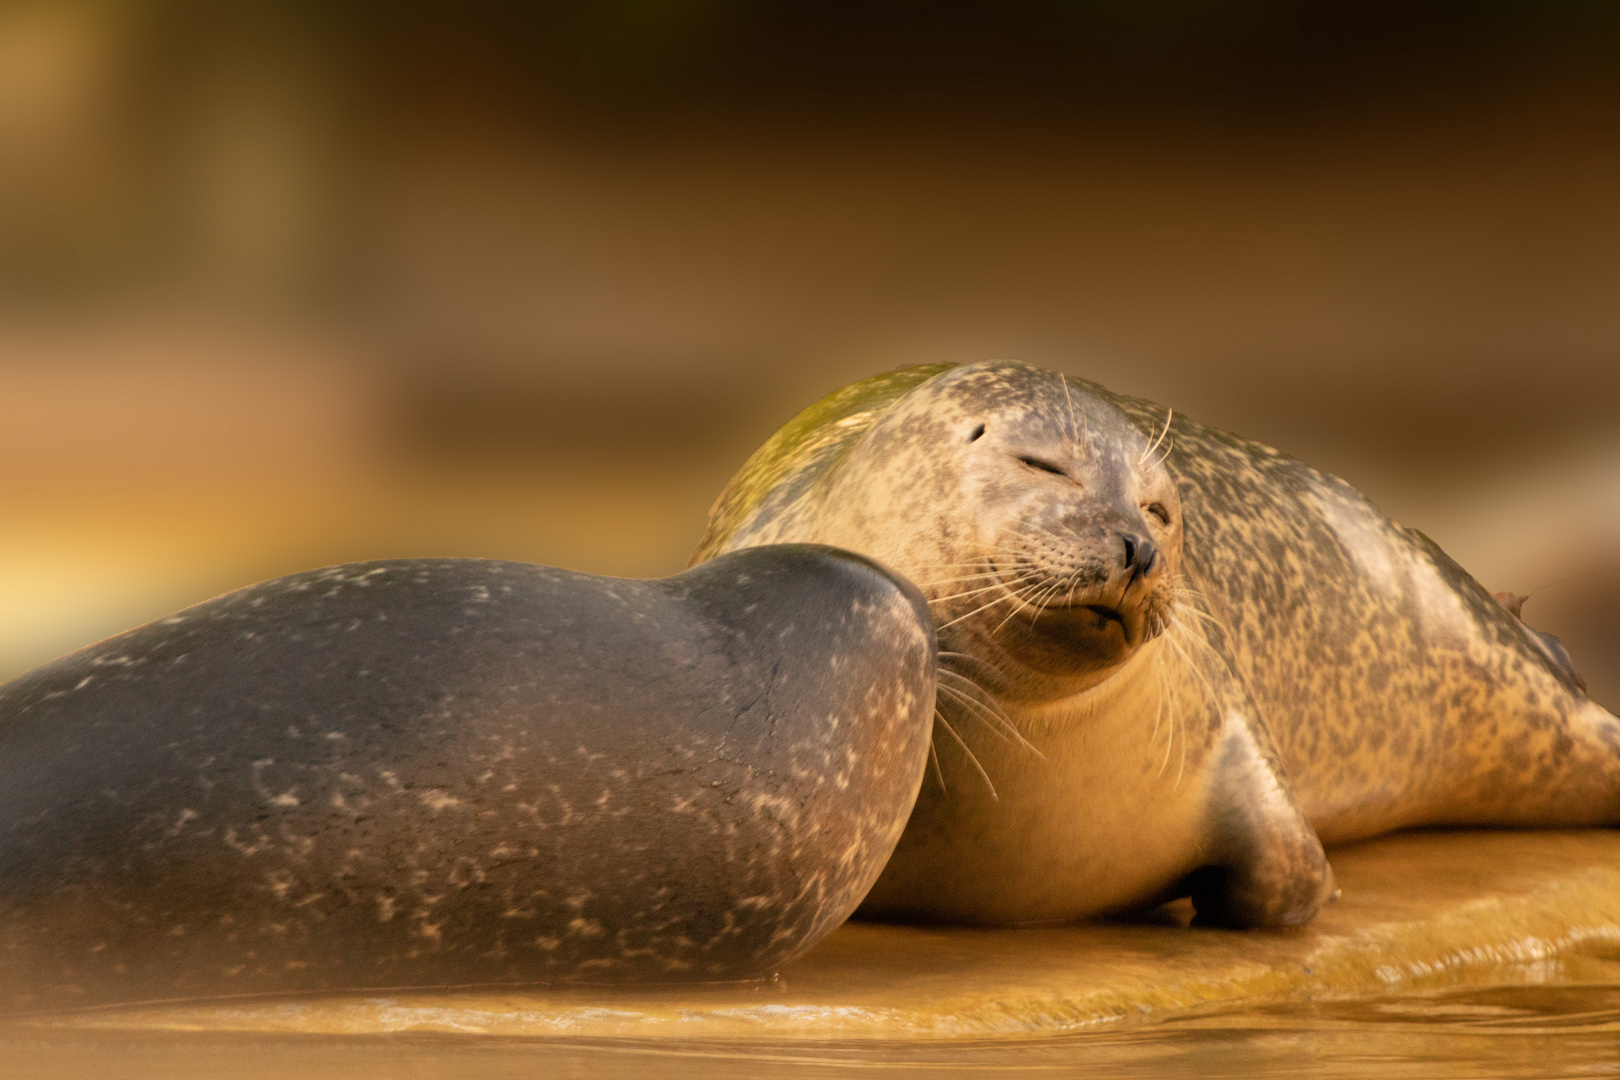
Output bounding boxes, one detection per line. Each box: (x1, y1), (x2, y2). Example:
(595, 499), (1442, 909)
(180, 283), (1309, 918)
(3, 832), (1619, 1077)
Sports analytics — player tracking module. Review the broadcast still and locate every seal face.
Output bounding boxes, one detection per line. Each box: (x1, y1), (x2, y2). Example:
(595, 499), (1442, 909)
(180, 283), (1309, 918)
(0, 545), (936, 1009)
(693, 360), (1620, 929)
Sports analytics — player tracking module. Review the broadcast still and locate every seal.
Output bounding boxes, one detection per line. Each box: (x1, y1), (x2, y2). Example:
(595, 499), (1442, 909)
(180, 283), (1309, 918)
(0, 544), (936, 1009)
(692, 359), (1620, 928)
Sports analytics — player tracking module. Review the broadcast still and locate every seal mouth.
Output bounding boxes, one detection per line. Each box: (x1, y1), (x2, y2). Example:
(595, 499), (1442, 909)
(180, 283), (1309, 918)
(1083, 604), (1126, 628)
(940, 558), (1165, 655)
(1027, 595), (1154, 649)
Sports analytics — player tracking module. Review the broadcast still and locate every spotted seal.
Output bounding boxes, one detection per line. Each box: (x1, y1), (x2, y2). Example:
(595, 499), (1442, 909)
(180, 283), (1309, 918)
(0, 545), (936, 1009)
(691, 359), (1620, 928)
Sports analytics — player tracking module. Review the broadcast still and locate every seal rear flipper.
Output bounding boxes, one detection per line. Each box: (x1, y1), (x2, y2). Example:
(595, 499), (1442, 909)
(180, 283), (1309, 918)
(1490, 588), (1589, 693)
(1184, 717), (1335, 929)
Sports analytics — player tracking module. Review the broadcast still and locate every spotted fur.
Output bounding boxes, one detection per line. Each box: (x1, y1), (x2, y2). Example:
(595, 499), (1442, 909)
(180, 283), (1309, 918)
(693, 359), (1620, 927)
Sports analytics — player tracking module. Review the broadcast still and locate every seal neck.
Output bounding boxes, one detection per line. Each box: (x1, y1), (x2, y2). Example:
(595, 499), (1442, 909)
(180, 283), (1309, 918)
(970, 628), (1170, 710)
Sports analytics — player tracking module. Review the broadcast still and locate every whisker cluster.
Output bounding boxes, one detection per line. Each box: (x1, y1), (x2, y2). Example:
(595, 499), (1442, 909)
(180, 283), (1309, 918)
(1144, 586), (1247, 787)
(1138, 408), (1174, 469)
(931, 708), (998, 801)
(938, 669), (1043, 757)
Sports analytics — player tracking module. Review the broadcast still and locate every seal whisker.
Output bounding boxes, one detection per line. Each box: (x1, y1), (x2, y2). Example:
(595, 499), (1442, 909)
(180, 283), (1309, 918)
(937, 665), (1009, 700)
(910, 554), (1035, 584)
(926, 569), (1036, 595)
(1171, 670), (1187, 787)
(1138, 408), (1174, 468)
(928, 578), (1039, 608)
(995, 575), (1068, 634)
(1168, 593), (1221, 626)
(980, 579), (1053, 629)
(938, 651), (1021, 712)
(1148, 646), (1167, 746)
(934, 581), (1049, 632)
(1160, 641), (1191, 789)
(1148, 656), (1164, 745)
(912, 558), (1016, 572)
(938, 683), (1013, 746)
(938, 671), (1043, 757)
(1035, 572), (1078, 617)
(926, 723), (948, 795)
(1176, 694), (1188, 788)
(1060, 371), (1081, 461)
(991, 587), (1041, 634)
(965, 550), (1043, 570)
(911, 571), (1011, 589)
(1058, 373), (1095, 456)
(938, 649), (1008, 675)
(1146, 637), (1188, 783)
(1167, 595), (1226, 641)
(912, 571), (1011, 588)
(929, 576), (1034, 600)
(1160, 623), (1220, 793)
(1155, 652), (1177, 779)
(1001, 577), (1057, 610)
(1173, 651), (1190, 786)
(932, 710), (998, 801)
(1163, 618), (1219, 708)
(1167, 591), (1268, 720)
(913, 563), (1008, 576)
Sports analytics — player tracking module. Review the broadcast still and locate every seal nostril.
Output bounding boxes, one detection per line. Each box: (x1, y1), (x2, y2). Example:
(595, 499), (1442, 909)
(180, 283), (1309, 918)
(967, 423), (986, 443)
(1122, 534), (1158, 577)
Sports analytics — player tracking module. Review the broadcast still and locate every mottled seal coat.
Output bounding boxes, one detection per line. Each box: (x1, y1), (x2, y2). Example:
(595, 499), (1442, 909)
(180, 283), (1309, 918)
(0, 545), (936, 1009)
(692, 360), (1620, 928)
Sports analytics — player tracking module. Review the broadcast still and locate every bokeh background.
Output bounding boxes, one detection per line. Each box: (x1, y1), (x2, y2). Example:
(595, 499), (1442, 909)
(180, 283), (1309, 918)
(2, 0), (1618, 701)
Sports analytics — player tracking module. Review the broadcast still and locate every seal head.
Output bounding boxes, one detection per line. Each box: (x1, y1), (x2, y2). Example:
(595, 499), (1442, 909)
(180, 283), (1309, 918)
(702, 362), (1182, 702)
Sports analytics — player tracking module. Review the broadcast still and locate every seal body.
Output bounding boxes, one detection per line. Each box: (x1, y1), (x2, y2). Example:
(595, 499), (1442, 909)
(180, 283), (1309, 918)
(0, 545), (936, 1009)
(692, 360), (1620, 928)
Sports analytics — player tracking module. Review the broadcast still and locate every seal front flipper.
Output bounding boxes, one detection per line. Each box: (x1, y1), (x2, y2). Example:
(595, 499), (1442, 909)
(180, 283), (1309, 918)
(1184, 713), (1335, 929)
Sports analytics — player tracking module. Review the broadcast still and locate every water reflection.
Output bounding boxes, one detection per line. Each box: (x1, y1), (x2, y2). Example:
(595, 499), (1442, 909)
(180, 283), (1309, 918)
(6, 985), (1620, 1079)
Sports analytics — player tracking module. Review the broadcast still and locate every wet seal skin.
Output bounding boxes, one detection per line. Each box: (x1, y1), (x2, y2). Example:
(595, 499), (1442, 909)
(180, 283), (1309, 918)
(0, 544), (936, 1010)
(692, 359), (1620, 929)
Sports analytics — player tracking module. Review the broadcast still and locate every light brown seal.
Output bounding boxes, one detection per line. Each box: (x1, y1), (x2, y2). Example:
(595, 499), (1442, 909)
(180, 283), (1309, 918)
(690, 359), (1620, 928)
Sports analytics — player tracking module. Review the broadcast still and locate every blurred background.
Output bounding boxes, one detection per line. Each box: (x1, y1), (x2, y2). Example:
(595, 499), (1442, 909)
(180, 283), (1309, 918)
(1, 0), (1617, 701)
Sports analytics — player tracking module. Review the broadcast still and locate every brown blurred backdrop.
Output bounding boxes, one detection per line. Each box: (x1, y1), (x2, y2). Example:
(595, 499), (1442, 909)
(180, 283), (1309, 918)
(1, 0), (1618, 701)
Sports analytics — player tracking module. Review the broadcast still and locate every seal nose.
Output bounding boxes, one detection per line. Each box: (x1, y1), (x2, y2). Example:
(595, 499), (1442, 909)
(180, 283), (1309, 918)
(1122, 534), (1158, 580)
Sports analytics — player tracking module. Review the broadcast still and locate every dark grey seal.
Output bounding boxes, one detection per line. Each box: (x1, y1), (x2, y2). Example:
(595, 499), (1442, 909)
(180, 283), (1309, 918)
(0, 545), (936, 1010)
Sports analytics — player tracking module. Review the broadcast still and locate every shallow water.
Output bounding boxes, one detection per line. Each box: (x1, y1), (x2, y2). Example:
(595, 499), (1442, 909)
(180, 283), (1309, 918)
(4, 830), (1618, 1076)
(5, 985), (1620, 1079)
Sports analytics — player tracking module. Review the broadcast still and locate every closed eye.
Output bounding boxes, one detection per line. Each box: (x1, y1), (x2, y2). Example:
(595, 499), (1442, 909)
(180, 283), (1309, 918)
(1146, 502), (1172, 525)
(1018, 456), (1068, 478)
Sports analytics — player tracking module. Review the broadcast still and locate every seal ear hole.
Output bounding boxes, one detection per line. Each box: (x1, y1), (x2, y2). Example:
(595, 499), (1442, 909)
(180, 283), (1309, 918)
(1146, 502), (1172, 526)
(967, 423), (986, 443)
